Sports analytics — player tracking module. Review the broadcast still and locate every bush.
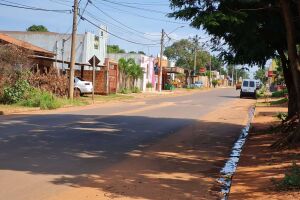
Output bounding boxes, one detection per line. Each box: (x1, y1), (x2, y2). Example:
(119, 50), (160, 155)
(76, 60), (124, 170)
(212, 80), (218, 88)
(28, 67), (68, 97)
(276, 112), (288, 121)
(119, 88), (131, 94)
(131, 87), (141, 93)
(275, 162), (300, 190)
(272, 89), (288, 97)
(1, 80), (30, 104)
(19, 88), (61, 110)
(146, 82), (153, 88)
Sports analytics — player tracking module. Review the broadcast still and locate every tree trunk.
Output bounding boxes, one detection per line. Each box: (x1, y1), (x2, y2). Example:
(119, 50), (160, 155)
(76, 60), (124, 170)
(279, 0), (300, 115)
(278, 49), (298, 118)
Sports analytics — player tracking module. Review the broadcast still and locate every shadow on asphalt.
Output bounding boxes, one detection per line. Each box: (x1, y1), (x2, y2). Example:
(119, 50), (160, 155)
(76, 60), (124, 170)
(0, 114), (245, 200)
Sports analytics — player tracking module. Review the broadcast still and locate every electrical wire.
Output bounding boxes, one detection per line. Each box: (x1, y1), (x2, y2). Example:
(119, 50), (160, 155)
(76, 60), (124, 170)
(0, 0), (71, 13)
(97, 0), (168, 14)
(93, 0), (187, 25)
(79, 14), (160, 46)
(90, 2), (159, 39)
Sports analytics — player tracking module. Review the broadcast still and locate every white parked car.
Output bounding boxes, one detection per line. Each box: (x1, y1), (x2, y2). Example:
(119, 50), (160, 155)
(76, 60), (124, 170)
(74, 77), (93, 96)
(240, 79), (257, 99)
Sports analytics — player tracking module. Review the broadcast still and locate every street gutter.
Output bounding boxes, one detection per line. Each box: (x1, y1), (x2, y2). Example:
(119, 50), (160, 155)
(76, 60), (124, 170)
(217, 106), (256, 200)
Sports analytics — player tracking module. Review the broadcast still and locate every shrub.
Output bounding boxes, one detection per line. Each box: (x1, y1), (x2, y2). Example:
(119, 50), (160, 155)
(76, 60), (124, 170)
(212, 80), (218, 88)
(28, 67), (68, 97)
(131, 87), (141, 93)
(146, 82), (153, 88)
(119, 88), (131, 94)
(272, 89), (288, 97)
(1, 80), (30, 104)
(19, 88), (61, 110)
(274, 162), (300, 190)
(276, 112), (288, 122)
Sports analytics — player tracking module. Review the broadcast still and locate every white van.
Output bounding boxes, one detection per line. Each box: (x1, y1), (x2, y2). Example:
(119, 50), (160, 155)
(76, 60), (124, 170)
(240, 79), (257, 99)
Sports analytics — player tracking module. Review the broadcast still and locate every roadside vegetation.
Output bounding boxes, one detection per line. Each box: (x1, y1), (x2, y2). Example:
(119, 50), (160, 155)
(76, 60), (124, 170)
(168, 0), (300, 194)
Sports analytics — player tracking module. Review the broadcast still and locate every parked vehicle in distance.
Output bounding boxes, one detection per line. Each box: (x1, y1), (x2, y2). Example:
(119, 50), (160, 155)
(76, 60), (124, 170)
(240, 79), (257, 99)
(236, 82), (242, 90)
(74, 77), (93, 96)
(256, 80), (262, 89)
(191, 81), (204, 88)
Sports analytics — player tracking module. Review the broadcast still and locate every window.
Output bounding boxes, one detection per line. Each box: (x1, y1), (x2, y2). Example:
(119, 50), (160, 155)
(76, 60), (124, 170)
(250, 81), (255, 87)
(94, 35), (99, 49)
(243, 81), (249, 87)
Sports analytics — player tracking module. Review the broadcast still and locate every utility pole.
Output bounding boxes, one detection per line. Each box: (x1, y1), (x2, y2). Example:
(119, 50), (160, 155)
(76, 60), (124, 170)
(232, 66), (234, 86)
(193, 35), (199, 83)
(209, 55), (212, 87)
(68, 0), (78, 99)
(158, 29), (164, 92)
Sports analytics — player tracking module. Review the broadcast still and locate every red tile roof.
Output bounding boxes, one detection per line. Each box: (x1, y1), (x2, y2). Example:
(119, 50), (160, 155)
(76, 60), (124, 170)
(0, 33), (55, 57)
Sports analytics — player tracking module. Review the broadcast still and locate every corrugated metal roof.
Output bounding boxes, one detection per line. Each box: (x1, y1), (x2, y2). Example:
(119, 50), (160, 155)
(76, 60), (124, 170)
(0, 33), (55, 56)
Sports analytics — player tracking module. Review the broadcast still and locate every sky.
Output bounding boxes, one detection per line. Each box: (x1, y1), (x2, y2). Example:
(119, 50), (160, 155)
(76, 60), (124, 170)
(0, 0), (258, 77)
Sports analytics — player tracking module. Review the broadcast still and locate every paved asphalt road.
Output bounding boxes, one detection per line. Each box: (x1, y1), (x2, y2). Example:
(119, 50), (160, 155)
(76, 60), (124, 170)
(0, 88), (245, 200)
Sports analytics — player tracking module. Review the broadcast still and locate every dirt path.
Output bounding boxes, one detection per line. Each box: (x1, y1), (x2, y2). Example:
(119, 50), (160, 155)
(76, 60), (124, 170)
(230, 103), (300, 199)
(47, 98), (254, 200)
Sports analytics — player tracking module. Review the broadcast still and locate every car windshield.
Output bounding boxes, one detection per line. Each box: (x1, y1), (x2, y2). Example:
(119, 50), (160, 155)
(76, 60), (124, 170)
(76, 77), (84, 81)
(250, 81), (255, 87)
(243, 81), (249, 87)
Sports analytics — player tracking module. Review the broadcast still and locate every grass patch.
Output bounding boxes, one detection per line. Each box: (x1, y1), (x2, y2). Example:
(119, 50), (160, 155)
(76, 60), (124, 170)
(256, 98), (288, 107)
(273, 162), (300, 190)
(19, 89), (89, 110)
(80, 94), (134, 103)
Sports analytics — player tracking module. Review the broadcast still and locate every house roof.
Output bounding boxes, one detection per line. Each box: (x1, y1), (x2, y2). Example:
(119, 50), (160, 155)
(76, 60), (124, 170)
(0, 33), (55, 57)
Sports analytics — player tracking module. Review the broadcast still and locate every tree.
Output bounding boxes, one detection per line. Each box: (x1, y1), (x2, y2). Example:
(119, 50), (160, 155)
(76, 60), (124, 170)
(168, 0), (300, 145)
(168, 0), (297, 117)
(107, 45), (125, 53)
(118, 58), (143, 89)
(255, 68), (267, 84)
(27, 25), (48, 32)
(164, 39), (212, 71)
(138, 51), (146, 55)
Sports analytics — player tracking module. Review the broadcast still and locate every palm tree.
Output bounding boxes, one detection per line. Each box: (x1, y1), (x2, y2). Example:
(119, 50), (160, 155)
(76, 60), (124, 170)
(118, 58), (144, 89)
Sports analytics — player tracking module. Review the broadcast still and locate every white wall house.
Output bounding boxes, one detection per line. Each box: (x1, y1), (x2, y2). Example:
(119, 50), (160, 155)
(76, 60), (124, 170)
(108, 53), (156, 91)
(1, 28), (108, 70)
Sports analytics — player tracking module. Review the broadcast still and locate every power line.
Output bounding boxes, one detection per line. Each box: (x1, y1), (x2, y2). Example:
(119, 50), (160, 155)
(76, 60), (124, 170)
(0, 0), (71, 13)
(90, 1), (159, 40)
(79, 14), (160, 46)
(94, 0), (187, 25)
(85, 10), (159, 42)
(97, 0), (168, 14)
(115, 1), (170, 6)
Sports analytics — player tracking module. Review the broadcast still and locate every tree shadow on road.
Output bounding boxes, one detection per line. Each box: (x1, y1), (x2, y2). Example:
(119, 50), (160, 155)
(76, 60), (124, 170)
(0, 114), (245, 200)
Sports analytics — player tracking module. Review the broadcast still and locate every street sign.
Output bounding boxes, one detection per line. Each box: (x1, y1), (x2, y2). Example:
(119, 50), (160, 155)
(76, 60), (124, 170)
(199, 67), (206, 73)
(88, 55), (100, 66)
(88, 55), (101, 104)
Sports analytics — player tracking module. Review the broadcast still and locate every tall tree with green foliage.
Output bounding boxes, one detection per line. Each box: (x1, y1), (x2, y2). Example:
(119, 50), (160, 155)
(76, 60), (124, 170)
(27, 25), (48, 32)
(164, 39), (223, 72)
(107, 45), (125, 53)
(168, 0), (300, 145)
(118, 58), (143, 89)
(255, 68), (267, 84)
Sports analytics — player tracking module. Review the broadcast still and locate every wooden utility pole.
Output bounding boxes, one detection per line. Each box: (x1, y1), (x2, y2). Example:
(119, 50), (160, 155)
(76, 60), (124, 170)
(158, 29), (164, 92)
(209, 55), (212, 87)
(193, 35), (199, 83)
(68, 0), (78, 99)
(92, 56), (96, 103)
